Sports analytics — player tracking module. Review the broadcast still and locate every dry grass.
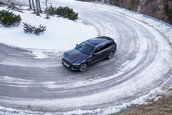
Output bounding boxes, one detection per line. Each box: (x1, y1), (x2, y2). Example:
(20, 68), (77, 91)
(114, 89), (172, 115)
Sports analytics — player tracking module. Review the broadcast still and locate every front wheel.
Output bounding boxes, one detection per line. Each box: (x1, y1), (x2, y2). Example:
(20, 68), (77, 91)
(79, 63), (88, 72)
(107, 51), (114, 59)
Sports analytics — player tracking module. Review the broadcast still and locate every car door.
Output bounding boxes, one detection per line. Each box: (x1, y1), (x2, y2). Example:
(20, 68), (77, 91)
(88, 45), (105, 65)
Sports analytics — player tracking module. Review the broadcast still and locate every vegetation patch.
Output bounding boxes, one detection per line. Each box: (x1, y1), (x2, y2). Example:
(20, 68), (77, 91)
(46, 6), (78, 20)
(109, 0), (124, 7)
(164, 3), (172, 24)
(23, 23), (46, 36)
(117, 95), (172, 115)
(0, 1), (5, 6)
(129, 0), (139, 10)
(0, 10), (21, 27)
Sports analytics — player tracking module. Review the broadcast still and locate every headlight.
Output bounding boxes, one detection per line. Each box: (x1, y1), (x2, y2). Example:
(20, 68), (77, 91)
(62, 53), (67, 58)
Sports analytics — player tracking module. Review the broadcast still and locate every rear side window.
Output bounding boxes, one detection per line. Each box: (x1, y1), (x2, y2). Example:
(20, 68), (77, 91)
(101, 43), (113, 50)
(94, 42), (113, 53)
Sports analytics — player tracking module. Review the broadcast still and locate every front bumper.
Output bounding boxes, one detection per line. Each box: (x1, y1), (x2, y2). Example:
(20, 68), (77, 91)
(62, 58), (80, 71)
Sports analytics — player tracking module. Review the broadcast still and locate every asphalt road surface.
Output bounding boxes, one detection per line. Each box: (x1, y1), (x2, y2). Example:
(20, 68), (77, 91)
(0, 0), (172, 114)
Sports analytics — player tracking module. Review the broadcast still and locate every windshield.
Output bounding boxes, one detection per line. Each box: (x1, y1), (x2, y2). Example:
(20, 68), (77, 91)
(75, 42), (95, 55)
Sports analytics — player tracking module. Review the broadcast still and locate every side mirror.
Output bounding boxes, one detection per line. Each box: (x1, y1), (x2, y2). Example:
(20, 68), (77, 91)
(93, 52), (97, 56)
(75, 44), (78, 48)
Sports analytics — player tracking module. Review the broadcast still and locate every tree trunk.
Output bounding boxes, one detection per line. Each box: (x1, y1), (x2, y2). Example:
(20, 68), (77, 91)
(45, 0), (49, 19)
(29, 0), (32, 9)
(35, 0), (40, 15)
(37, 0), (42, 13)
(31, 0), (35, 13)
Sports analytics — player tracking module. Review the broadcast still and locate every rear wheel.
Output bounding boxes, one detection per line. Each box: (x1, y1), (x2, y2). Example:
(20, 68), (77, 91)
(107, 51), (114, 59)
(79, 63), (88, 72)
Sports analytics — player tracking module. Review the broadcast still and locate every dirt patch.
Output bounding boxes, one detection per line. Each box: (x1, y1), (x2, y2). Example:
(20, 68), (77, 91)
(115, 89), (172, 115)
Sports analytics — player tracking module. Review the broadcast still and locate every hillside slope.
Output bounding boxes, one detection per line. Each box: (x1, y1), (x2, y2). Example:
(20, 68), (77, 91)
(79, 0), (172, 24)
(117, 89), (172, 115)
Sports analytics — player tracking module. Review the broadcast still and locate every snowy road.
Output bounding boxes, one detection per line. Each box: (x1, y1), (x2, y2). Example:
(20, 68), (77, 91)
(0, 0), (172, 114)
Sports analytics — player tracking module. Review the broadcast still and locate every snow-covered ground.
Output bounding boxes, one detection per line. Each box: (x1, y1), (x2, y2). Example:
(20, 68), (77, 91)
(0, 0), (172, 115)
(93, 2), (172, 43)
(0, 7), (98, 51)
(1, 0), (171, 51)
(55, 0), (172, 43)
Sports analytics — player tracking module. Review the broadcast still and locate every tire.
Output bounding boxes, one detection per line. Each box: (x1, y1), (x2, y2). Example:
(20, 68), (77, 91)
(107, 51), (114, 59)
(79, 63), (88, 72)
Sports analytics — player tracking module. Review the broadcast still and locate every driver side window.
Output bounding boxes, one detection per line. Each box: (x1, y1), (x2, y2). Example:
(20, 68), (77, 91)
(94, 46), (102, 53)
(94, 44), (106, 53)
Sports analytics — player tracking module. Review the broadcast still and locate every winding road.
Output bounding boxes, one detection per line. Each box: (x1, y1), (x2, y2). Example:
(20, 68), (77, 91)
(0, 0), (172, 114)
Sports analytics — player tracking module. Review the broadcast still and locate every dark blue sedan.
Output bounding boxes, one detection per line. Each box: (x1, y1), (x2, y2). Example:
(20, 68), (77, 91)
(62, 36), (117, 72)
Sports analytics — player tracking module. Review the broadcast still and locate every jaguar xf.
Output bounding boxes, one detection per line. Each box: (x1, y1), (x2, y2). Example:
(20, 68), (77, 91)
(62, 36), (117, 72)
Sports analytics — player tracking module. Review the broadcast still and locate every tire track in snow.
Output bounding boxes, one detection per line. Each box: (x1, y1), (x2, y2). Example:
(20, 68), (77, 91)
(0, 0), (171, 114)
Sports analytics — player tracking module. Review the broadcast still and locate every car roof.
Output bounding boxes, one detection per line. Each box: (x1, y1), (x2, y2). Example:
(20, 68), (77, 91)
(85, 36), (113, 47)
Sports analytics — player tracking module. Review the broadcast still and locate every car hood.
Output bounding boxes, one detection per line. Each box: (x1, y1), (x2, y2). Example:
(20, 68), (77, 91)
(64, 49), (90, 63)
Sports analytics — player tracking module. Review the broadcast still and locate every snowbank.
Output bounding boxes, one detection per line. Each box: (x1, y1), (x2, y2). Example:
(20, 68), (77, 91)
(0, 7), (98, 51)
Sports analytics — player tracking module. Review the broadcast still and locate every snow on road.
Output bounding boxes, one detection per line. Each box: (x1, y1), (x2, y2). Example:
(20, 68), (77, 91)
(0, 0), (172, 115)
